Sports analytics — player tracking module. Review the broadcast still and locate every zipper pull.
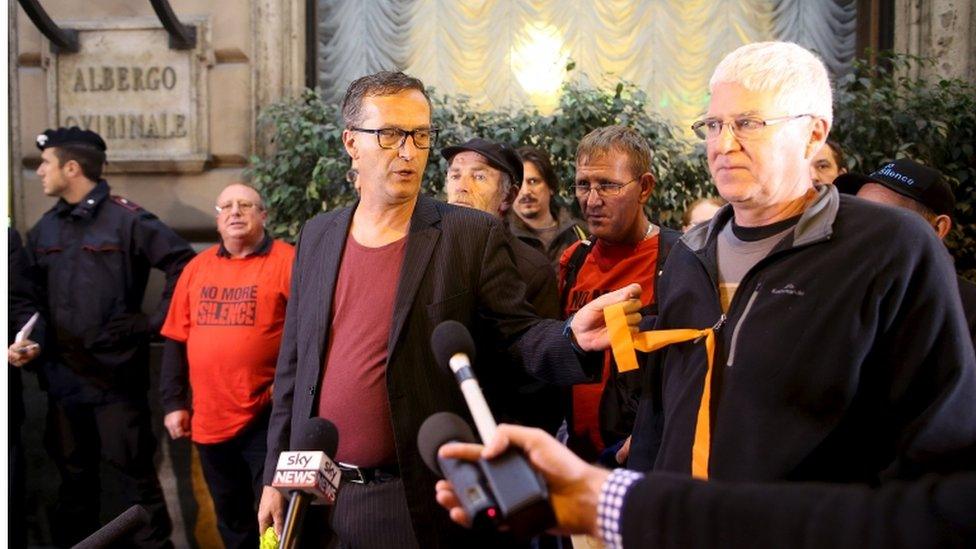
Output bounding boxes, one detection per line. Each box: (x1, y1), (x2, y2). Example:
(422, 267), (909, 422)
(712, 314), (727, 332)
(695, 314), (726, 343)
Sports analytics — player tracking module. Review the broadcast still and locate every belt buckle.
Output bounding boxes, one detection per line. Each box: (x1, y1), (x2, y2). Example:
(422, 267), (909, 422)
(338, 462), (366, 484)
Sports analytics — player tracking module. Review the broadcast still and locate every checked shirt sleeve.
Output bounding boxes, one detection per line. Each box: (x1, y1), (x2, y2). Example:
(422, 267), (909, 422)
(598, 468), (644, 549)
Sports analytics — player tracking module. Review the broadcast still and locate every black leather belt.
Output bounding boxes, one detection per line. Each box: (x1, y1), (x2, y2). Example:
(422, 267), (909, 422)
(338, 462), (399, 484)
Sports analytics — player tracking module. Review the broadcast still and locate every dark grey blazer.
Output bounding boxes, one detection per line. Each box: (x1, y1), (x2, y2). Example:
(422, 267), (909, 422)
(264, 194), (592, 547)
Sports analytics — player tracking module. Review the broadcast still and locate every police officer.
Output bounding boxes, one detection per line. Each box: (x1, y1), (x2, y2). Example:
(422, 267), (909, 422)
(27, 127), (195, 547)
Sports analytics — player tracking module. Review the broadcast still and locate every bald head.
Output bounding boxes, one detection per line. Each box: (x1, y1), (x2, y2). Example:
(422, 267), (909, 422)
(217, 183), (264, 209)
(215, 183), (268, 254)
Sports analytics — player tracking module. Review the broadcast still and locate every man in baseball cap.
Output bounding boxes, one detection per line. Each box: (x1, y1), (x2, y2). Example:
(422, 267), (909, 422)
(441, 138), (524, 216)
(440, 137), (564, 437)
(835, 158), (956, 222)
(836, 158), (975, 343)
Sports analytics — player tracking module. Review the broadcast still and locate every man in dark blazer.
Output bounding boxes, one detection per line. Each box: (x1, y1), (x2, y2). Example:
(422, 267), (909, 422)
(256, 71), (639, 548)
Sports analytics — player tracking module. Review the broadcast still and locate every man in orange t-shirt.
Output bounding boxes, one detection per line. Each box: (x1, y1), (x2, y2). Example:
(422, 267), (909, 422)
(160, 183), (293, 549)
(559, 126), (681, 465)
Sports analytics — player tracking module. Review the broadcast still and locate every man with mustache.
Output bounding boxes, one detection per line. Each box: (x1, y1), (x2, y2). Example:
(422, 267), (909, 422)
(510, 146), (587, 268)
(442, 137), (563, 434)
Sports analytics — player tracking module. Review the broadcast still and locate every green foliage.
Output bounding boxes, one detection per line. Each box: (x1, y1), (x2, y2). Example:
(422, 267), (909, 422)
(832, 52), (976, 280)
(248, 53), (974, 278)
(247, 90), (350, 239)
(247, 76), (713, 239)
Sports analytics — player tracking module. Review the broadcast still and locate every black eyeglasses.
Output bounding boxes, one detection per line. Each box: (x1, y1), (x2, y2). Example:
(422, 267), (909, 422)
(350, 127), (439, 149)
(573, 177), (639, 198)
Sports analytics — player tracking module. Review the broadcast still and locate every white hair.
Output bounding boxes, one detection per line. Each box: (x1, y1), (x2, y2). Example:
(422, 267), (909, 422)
(710, 41), (833, 126)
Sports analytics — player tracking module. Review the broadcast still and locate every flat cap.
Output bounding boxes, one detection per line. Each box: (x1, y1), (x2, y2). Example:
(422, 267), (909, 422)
(441, 138), (523, 186)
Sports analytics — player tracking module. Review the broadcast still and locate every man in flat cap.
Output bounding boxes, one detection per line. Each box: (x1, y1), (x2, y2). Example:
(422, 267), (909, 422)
(442, 137), (563, 435)
(26, 127), (194, 547)
(836, 159), (976, 344)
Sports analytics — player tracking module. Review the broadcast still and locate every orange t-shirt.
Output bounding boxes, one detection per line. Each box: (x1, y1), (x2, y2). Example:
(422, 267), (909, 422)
(560, 236), (658, 459)
(161, 239), (294, 444)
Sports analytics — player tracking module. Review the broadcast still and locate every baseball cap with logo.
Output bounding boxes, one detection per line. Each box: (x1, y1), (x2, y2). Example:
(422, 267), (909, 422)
(441, 138), (523, 186)
(835, 158), (955, 216)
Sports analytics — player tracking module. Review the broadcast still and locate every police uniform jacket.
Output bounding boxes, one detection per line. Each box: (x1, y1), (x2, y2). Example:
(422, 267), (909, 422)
(28, 179), (195, 403)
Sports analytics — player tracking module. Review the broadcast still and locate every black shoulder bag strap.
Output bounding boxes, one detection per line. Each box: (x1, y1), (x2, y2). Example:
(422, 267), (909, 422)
(559, 237), (595, 314)
(649, 227), (682, 315)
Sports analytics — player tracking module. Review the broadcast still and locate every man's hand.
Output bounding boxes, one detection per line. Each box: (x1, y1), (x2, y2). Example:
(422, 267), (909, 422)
(616, 436), (632, 465)
(258, 486), (286, 537)
(163, 410), (191, 439)
(435, 424), (610, 537)
(8, 339), (40, 367)
(570, 283), (643, 351)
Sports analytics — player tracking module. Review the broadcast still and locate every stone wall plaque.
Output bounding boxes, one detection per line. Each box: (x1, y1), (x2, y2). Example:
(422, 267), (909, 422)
(43, 18), (213, 172)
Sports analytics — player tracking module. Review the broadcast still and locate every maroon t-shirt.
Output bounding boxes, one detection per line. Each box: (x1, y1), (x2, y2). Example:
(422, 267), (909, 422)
(317, 234), (406, 467)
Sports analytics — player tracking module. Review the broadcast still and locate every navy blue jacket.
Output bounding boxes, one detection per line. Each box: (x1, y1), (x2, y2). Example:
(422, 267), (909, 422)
(623, 443), (976, 548)
(9, 228), (46, 427)
(629, 185), (976, 483)
(28, 180), (194, 403)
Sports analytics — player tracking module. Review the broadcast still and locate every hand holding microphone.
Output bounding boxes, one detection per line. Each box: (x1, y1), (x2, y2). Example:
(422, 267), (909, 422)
(434, 423), (609, 538)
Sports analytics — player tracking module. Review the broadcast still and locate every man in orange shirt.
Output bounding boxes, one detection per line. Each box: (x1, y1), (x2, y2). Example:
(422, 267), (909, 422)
(159, 183), (294, 549)
(559, 126), (681, 465)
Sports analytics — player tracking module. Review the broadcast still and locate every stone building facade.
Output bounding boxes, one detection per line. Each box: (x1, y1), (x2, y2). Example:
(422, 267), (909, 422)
(10, 0), (306, 238)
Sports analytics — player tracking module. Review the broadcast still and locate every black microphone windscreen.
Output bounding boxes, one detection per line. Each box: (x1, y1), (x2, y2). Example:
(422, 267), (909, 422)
(417, 412), (476, 475)
(297, 417), (339, 457)
(71, 504), (150, 549)
(431, 320), (476, 372)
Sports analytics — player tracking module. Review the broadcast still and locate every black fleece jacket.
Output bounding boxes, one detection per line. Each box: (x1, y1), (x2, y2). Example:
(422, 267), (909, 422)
(629, 185), (976, 484)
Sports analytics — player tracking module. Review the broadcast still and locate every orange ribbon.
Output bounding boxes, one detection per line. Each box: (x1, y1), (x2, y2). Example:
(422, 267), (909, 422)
(605, 303), (715, 479)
